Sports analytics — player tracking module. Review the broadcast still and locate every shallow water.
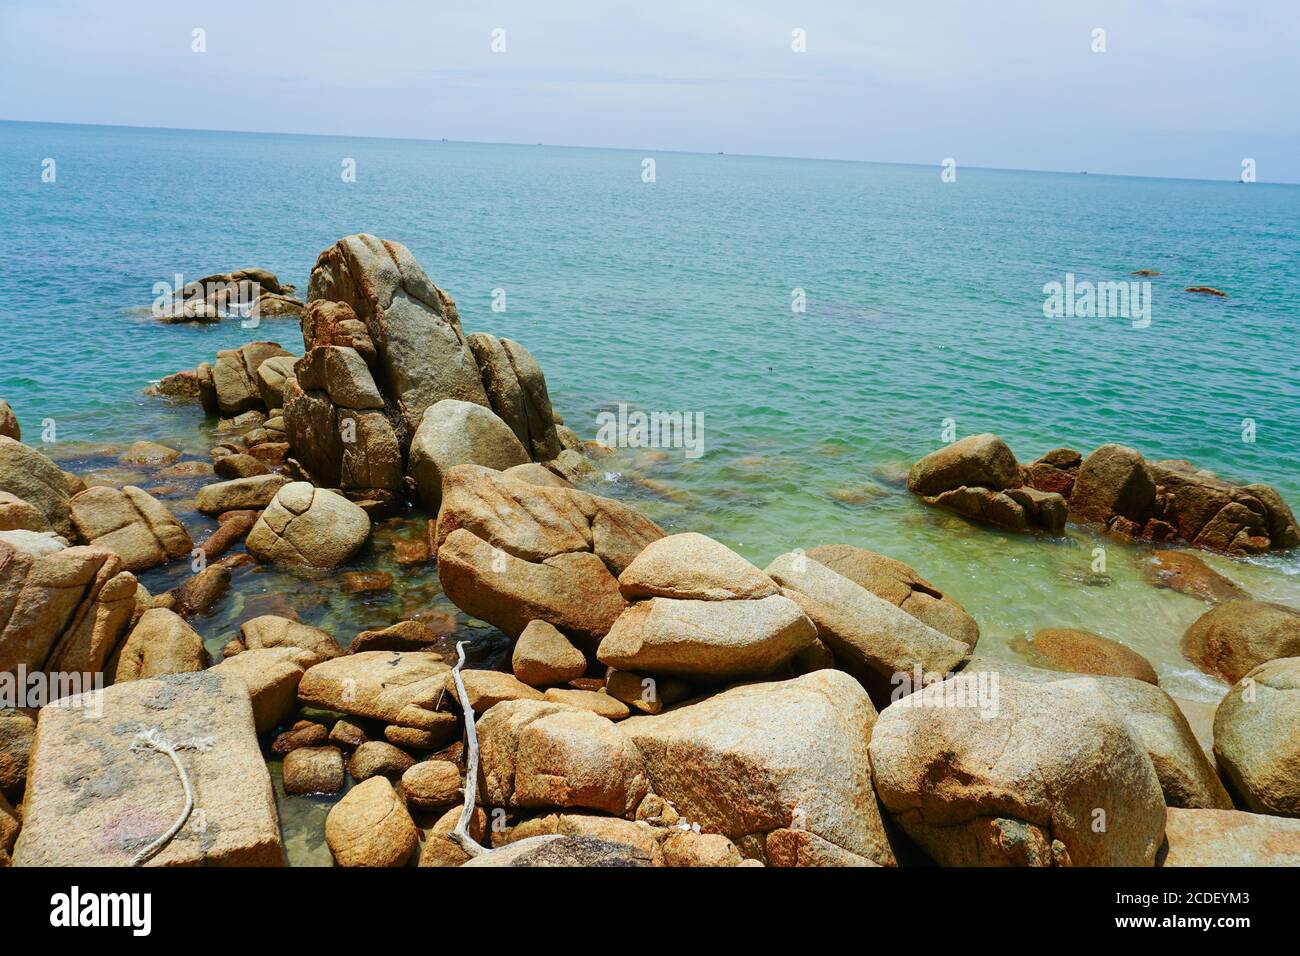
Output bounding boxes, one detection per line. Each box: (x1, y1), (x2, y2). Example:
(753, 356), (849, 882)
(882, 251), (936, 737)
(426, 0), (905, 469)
(4, 121), (1299, 863)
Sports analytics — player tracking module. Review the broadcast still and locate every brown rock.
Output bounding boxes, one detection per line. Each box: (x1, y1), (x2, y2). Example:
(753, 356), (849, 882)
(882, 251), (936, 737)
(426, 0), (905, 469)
(329, 719), (368, 748)
(68, 485), (192, 572)
(240, 615), (340, 660)
(1024, 628), (1159, 684)
(805, 543), (979, 647)
(210, 647), (316, 734)
(283, 745), (345, 795)
(351, 619), (441, 654)
(325, 776), (417, 867)
(401, 760), (462, 809)
(272, 721), (329, 754)
(0, 707), (37, 795)
(245, 483), (370, 569)
(120, 441), (182, 466)
(617, 532), (778, 601)
(906, 433), (1022, 496)
(1213, 657), (1300, 817)
(1069, 443), (1156, 528)
(107, 608), (206, 683)
(661, 830), (745, 867)
(297, 651), (449, 728)
(512, 620), (588, 687)
(195, 474), (289, 514)
(1145, 550), (1251, 604)
(0, 437), (73, 537)
(1182, 601), (1300, 684)
(445, 669), (545, 715)
(1160, 808), (1300, 866)
(170, 565), (231, 618)
(348, 741), (416, 782)
(543, 687), (631, 720)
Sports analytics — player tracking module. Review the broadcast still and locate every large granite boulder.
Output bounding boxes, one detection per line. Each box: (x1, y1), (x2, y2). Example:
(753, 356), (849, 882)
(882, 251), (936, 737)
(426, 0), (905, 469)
(69, 485), (192, 572)
(766, 552), (973, 704)
(435, 466), (662, 649)
(0, 540), (137, 676)
(870, 674), (1167, 865)
(597, 595), (816, 681)
(1213, 657), (1300, 817)
(477, 698), (649, 817)
(1182, 601), (1300, 684)
(13, 671), (284, 866)
(621, 670), (896, 865)
(212, 342), (291, 415)
(907, 435), (1065, 534)
(512, 619), (588, 687)
(1069, 443), (1157, 528)
(238, 615), (340, 660)
(408, 399), (529, 511)
(210, 646), (317, 734)
(307, 234), (489, 443)
(1159, 807), (1300, 866)
(618, 532), (778, 602)
(107, 607), (206, 683)
(0, 437), (73, 538)
(245, 483), (370, 568)
(195, 474), (289, 515)
(805, 543), (978, 646)
(467, 333), (562, 462)
(964, 657), (1230, 810)
(297, 651), (449, 731)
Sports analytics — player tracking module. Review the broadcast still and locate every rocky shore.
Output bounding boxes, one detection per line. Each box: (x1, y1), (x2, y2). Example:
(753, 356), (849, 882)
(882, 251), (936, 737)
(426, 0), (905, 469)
(2, 234), (1298, 868)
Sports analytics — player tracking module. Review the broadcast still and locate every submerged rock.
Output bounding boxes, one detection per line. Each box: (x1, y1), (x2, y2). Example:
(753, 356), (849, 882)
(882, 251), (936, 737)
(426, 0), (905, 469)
(13, 671), (284, 866)
(1021, 627), (1159, 684)
(869, 675), (1166, 866)
(1144, 550), (1250, 604)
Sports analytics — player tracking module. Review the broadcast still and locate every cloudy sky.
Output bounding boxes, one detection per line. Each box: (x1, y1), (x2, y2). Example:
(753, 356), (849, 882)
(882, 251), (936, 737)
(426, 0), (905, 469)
(3, 0), (1297, 181)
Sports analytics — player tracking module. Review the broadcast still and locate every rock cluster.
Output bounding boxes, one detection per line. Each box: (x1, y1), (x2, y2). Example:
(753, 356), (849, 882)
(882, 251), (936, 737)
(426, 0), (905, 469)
(907, 433), (1297, 554)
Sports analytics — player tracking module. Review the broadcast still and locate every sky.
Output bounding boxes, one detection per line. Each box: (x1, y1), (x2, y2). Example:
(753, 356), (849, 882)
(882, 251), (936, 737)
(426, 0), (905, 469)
(2, 0), (1298, 182)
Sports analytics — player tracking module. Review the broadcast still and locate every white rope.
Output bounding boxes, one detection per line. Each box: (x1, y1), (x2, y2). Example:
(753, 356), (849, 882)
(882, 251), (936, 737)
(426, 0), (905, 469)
(128, 728), (213, 867)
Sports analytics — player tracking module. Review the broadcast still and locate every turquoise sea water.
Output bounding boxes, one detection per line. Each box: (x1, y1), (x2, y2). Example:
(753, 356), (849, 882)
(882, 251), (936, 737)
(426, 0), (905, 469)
(3, 121), (1299, 858)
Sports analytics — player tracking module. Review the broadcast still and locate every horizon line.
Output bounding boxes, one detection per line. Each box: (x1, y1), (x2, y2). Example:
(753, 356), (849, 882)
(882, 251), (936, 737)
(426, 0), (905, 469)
(3, 116), (1296, 188)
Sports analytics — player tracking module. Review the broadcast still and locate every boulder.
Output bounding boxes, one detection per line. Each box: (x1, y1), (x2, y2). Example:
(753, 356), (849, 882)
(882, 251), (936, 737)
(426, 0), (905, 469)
(348, 741), (416, 782)
(596, 595), (816, 681)
(408, 399), (530, 511)
(1159, 807), (1300, 866)
(805, 543), (978, 646)
(906, 433), (1022, 496)
(1144, 550), (1250, 604)
(499, 813), (665, 865)
(765, 552), (972, 703)
(13, 671), (284, 866)
(282, 745), (345, 795)
(213, 453), (269, 479)
(272, 721), (328, 753)
(0, 437), (73, 538)
(477, 699), (648, 816)
(1069, 443), (1157, 527)
(1182, 601), (1300, 684)
(418, 805), (487, 867)
(0, 491), (49, 533)
(434, 464), (663, 576)
(212, 342), (291, 415)
(543, 687), (631, 720)
(306, 234), (489, 442)
(245, 483), (370, 568)
(964, 657), (1231, 810)
(169, 564), (231, 618)
(617, 532), (778, 601)
(0, 401), (18, 441)
(297, 651), (449, 728)
(255, 354), (298, 410)
(1023, 447), (1081, 497)
(350, 619), (442, 654)
(240, 615), (340, 660)
(869, 675), (1166, 866)
(437, 528), (627, 651)
(1213, 657), (1300, 817)
(107, 608), (206, 683)
(1022, 628), (1159, 684)
(300, 300), (376, 365)
(622, 670), (897, 865)
(444, 669), (545, 715)
(467, 334), (562, 462)
(68, 485), (192, 572)
(329, 719), (368, 749)
(195, 474), (289, 514)
(512, 619), (588, 687)
(1148, 460), (1271, 554)
(401, 760), (462, 809)
(324, 776), (417, 867)
(119, 441), (181, 466)
(1241, 483), (1300, 550)
(662, 830), (745, 867)
(210, 646), (316, 734)
(0, 542), (137, 676)
(0, 707), (36, 795)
